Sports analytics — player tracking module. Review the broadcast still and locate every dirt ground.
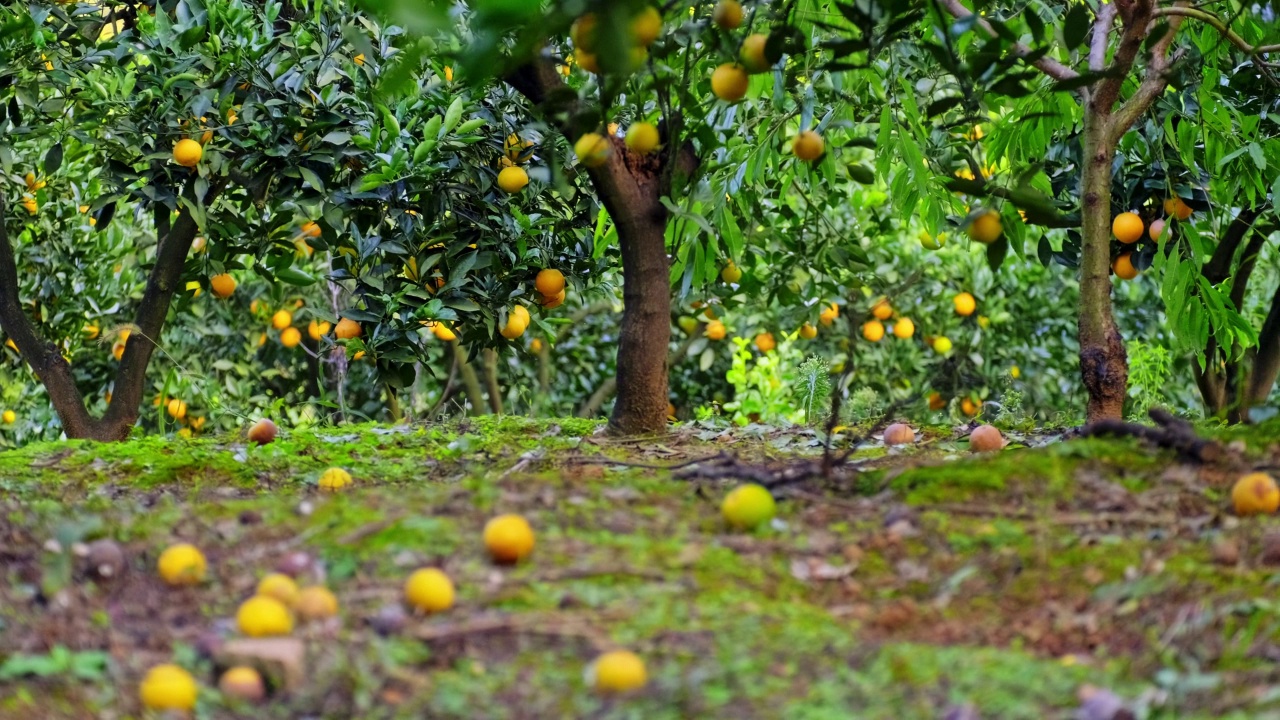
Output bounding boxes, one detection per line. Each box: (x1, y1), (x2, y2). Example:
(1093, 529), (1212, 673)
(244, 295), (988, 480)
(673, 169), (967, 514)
(3, 416), (1280, 719)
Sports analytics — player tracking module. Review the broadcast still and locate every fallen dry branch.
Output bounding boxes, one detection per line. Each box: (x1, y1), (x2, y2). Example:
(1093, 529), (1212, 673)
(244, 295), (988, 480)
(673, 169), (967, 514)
(1079, 407), (1223, 462)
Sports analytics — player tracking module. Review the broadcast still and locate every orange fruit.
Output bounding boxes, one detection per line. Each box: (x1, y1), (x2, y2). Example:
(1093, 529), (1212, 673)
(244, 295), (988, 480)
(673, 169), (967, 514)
(967, 210), (1003, 244)
(739, 33), (769, 72)
(799, 322), (817, 339)
(1113, 253), (1139, 280)
(497, 166), (529, 193)
(754, 332), (775, 352)
(300, 221), (322, 238)
(590, 650), (648, 694)
(574, 133), (611, 167)
(871, 299), (893, 320)
(280, 327), (302, 348)
(862, 320), (885, 342)
(210, 274), (237, 299)
(792, 131), (825, 162)
(1232, 472), (1280, 516)
(712, 0), (744, 29)
(711, 63), (749, 102)
(335, 318), (361, 339)
(271, 309), (293, 330)
(535, 269), (565, 297)
(953, 292), (976, 316)
(705, 320), (727, 340)
(1164, 197), (1193, 221)
(1112, 212), (1144, 244)
(483, 514), (536, 564)
(893, 318), (915, 339)
(172, 139), (203, 167)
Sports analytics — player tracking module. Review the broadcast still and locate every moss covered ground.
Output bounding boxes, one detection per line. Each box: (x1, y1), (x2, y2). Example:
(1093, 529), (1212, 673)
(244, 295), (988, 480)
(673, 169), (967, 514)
(3, 417), (1280, 718)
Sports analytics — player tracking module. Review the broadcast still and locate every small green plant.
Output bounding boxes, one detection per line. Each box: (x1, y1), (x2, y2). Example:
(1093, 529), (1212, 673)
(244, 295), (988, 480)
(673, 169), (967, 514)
(993, 384), (1032, 431)
(0, 646), (110, 681)
(723, 339), (794, 425)
(1127, 341), (1173, 420)
(843, 387), (884, 426)
(791, 356), (831, 426)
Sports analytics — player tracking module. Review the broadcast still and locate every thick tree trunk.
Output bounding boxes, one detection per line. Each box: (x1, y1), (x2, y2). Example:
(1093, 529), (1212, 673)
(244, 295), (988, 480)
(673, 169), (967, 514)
(505, 62), (679, 435)
(604, 201), (670, 433)
(1077, 113), (1128, 422)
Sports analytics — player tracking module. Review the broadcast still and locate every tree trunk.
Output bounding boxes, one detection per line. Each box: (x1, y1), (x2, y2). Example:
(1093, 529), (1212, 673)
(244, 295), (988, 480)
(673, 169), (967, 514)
(504, 62), (679, 435)
(482, 348), (503, 415)
(452, 341), (486, 415)
(1077, 112), (1128, 422)
(1249, 281), (1280, 405)
(0, 188), (209, 441)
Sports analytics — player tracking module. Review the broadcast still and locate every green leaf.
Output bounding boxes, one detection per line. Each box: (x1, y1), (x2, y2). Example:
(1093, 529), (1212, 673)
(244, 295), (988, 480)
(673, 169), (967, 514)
(43, 143), (63, 175)
(1062, 4), (1091, 50)
(299, 167), (324, 192)
(276, 267), (317, 286)
(441, 97), (464, 136)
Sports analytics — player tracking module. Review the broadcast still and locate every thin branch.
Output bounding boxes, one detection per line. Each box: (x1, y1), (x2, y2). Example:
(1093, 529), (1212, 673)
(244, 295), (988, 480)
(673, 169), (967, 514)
(1153, 6), (1280, 64)
(1089, 3), (1119, 72)
(1203, 207), (1262, 284)
(933, 0), (1079, 82)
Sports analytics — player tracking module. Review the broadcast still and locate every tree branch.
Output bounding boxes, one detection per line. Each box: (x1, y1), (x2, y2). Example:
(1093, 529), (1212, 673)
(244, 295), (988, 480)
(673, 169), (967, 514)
(100, 179), (224, 434)
(1105, 14), (1185, 146)
(1093, 0), (1158, 113)
(1228, 226), (1267, 311)
(0, 196), (96, 435)
(1153, 6), (1280, 64)
(1203, 207), (1262, 285)
(1251, 278), (1280, 405)
(1089, 3), (1118, 72)
(933, 0), (1079, 82)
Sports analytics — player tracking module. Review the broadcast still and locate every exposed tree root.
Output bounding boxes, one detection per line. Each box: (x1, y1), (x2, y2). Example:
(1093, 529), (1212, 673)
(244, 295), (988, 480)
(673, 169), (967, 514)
(1079, 408), (1223, 462)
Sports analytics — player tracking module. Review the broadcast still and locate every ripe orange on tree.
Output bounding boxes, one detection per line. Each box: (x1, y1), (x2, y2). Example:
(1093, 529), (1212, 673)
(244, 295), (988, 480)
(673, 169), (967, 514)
(210, 274), (237, 299)
(754, 332), (775, 352)
(871, 299), (892, 320)
(535, 269), (565, 297)
(1164, 197), (1193, 221)
(334, 318), (361, 339)
(1112, 212), (1144, 244)
(862, 320), (885, 342)
(711, 63), (749, 102)
(792, 131), (825, 162)
(1113, 253), (1139, 280)
(953, 292), (976, 316)
(172, 138), (203, 167)
(739, 33), (770, 72)
(712, 0), (743, 29)
(967, 210), (1002, 244)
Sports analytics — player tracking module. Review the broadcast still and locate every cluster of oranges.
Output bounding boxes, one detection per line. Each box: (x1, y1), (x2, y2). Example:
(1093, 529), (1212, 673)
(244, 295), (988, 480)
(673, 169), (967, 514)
(1110, 199), (1194, 280)
(860, 298), (916, 345)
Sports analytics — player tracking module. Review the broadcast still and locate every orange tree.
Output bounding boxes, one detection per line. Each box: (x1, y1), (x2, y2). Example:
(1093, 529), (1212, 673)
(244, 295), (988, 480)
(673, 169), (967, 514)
(854, 0), (1279, 421)
(1, 1), (602, 439)
(358, 0), (947, 432)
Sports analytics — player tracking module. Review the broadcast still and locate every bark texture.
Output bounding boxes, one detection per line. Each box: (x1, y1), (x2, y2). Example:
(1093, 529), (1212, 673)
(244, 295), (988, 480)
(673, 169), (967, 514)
(506, 60), (684, 434)
(1077, 112), (1128, 422)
